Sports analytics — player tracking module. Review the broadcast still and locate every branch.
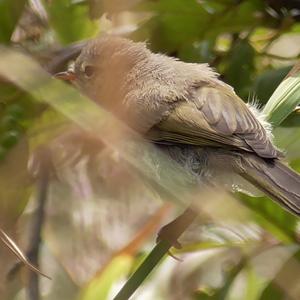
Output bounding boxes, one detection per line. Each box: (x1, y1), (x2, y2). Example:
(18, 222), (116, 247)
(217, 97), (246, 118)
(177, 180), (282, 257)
(258, 52), (300, 61)
(113, 207), (197, 300)
(26, 147), (52, 300)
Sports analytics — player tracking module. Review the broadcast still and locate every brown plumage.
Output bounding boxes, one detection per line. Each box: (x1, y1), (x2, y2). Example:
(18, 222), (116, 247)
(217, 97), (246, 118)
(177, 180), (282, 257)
(58, 35), (300, 216)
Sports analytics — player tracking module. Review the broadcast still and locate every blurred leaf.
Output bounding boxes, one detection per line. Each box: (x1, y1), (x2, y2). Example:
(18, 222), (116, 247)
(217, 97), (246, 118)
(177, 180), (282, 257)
(87, 0), (141, 18)
(134, 0), (210, 52)
(135, 0), (264, 54)
(80, 255), (133, 300)
(214, 0), (264, 33)
(280, 112), (300, 127)
(239, 193), (298, 243)
(175, 241), (249, 255)
(195, 259), (245, 300)
(291, 159), (300, 174)
(260, 248), (300, 300)
(224, 40), (255, 98)
(0, 0), (26, 43)
(178, 39), (216, 63)
(243, 265), (265, 300)
(225, 246), (300, 300)
(0, 137), (30, 227)
(28, 108), (69, 150)
(274, 126), (300, 161)
(0, 82), (21, 104)
(43, 0), (98, 44)
(87, 0), (105, 19)
(260, 282), (287, 300)
(252, 66), (292, 104)
(137, 0), (207, 15)
(0, 83), (43, 160)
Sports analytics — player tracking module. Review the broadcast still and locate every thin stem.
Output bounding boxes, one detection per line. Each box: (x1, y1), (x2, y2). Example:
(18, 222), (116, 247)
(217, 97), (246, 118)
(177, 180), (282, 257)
(113, 240), (171, 300)
(113, 207), (197, 300)
(26, 148), (51, 300)
(258, 52), (300, 61)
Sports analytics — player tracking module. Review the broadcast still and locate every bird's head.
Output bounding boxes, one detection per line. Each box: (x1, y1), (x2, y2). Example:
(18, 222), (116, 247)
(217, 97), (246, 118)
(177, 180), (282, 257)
(55, 35), (150, 112)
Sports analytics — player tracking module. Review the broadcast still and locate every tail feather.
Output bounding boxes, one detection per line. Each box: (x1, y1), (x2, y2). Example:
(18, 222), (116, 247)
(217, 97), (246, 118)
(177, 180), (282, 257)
(239, 155), (300, 216)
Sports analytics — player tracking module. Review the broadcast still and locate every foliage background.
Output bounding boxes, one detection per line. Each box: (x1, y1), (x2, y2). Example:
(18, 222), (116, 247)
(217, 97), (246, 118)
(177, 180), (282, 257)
(0, 0), (300, 299)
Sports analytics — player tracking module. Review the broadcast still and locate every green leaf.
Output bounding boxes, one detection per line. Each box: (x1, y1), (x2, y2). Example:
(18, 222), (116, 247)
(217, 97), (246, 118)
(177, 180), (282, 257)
(0, 0), (26, 43)
(263, 72), (300, 126)
(43, 0), (98, 44)
(80, 255), (133, 300)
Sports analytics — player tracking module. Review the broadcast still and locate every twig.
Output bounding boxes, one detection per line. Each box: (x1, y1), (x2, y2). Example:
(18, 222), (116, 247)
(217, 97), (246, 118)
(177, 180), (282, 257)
(113, 240), (171, 300)
(113, 207), (197, 300)
(258, 52), (300, 61)
(285, 60), (300, 79)
(26, 148), (51, 300)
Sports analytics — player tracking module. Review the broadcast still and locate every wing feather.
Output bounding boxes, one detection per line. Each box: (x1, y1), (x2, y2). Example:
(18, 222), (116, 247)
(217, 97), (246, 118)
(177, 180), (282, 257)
(148, 85), (280, 158)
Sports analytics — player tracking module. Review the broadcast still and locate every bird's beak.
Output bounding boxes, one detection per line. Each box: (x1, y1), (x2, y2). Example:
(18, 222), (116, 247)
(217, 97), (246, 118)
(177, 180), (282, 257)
(54, 70), (76, 81)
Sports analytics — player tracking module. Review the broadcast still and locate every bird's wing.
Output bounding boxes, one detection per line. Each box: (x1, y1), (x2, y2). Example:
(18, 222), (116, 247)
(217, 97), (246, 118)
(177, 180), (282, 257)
(147, 85), (280, 158)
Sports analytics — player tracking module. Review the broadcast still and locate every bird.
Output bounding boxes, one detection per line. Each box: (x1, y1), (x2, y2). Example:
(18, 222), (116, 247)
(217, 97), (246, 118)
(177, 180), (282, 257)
(55, 35), (300, 223)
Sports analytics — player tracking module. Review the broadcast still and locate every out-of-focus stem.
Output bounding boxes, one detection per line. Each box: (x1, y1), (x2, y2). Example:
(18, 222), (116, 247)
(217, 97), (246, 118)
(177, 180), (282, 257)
(26, 148), (51, 300)
(113, 207), (197, 300)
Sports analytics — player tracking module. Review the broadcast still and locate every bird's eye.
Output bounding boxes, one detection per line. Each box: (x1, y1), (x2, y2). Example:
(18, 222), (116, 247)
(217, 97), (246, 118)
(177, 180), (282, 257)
(83, 65), (95, 78)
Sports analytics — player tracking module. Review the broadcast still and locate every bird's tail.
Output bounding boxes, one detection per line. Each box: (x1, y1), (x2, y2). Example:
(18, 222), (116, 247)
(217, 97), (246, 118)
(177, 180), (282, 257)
(239, 154), (300, 216)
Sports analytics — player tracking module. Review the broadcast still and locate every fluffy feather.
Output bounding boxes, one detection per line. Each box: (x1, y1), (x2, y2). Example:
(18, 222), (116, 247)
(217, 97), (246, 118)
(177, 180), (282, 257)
(70, 35), (300, 216)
